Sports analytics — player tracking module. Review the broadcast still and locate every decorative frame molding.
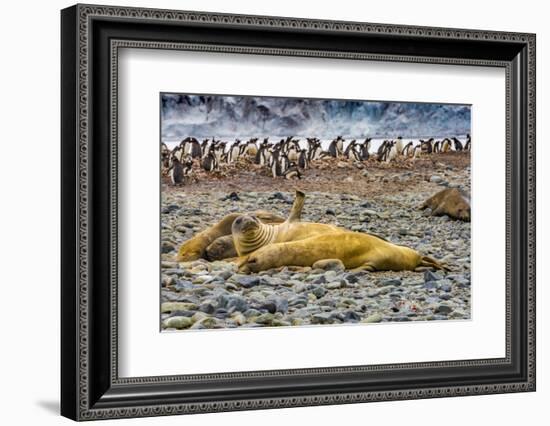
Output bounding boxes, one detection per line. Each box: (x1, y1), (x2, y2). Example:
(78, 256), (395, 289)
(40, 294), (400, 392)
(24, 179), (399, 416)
(61, 4), (536, 421)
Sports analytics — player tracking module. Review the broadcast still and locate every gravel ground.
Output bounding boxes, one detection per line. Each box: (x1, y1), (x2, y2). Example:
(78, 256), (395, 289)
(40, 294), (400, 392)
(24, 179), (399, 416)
(160, 154), (471, 331)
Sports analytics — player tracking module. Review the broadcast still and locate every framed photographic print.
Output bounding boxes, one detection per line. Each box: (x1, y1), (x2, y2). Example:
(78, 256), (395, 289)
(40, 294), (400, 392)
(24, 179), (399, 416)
(61, 4), (536, 421)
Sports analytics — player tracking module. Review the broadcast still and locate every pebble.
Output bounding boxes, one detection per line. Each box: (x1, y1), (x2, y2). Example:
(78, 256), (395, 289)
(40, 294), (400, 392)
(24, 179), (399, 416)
(436, 304), (453, 314)
(161, 186), (471, 329)
(312, 313), (334, 324)
(362, 313), (383, 323)
(326, 281), (344, 290)
(378, 278), (402, 287)
(424, 270), (441, 282)
(311, 285), (327, 299)
(233, 275), (260, 288)
(163, 316), (193, 329)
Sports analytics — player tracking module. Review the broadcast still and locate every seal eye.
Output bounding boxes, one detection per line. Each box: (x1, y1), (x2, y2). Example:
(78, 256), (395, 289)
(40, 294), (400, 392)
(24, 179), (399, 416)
(235, 217), (242, 225)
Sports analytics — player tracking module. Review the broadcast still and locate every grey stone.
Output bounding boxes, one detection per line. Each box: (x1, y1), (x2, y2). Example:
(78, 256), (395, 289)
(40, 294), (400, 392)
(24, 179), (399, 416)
(362, 313), (383, 323)
(311, 313), (334, 324)
(311, 285), (327, 299)
(379, 278), (402, 287)
(424, 270), (442, 282)
(161, 242), (175, 253)
(343, 311), (361, 322)
(436, 304), (453, 314)
(424, 281), (439, 290)
(174, 279), (193, 291)
(233, 275), (260, 288)
(326, 281), (344, 290)
(224, 295), (249, 312)
(163, 316), (193, 329)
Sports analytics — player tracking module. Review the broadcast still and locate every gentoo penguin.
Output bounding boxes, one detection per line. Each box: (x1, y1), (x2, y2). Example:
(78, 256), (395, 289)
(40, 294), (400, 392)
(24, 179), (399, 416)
(401, 141), (414, 157)
(394, 136), (404, 155)
(283, 162), (302, 180)
(328, 138), (339, 158)
(254, 143), (266, 165)
(441, 138), (452, 153)
(181, 137), (202, 158)
(452, 137), (463, 151)
(161, 143), (171, 169)
(228, 140), (241, 164)
(182, 155), (193, 177)
(344, 140), (357, 159)
(201, 139), (209, 155)
(245, 138), (258, 157)
(201, 152), (218, 172)
(420, 138), (433, 154)
(287, 144), (300, 162)
(238, 140), (248, 157)
(271, 155), (283, 178)
(433, 140), (441, 154)
(298, 149), (309, 169)
(377, 141), (394, 162)
(328, 136), (345, 158)
(279, 153), (290, 173)
(377, 140), (389, 159)
(308, 140), (323, 161)
(170, 156), (184, 185)
(351, 145), (363, 161)
(465, 134), (471, 151)
(213, 142), (226, 164)
(336, 136), (344, 156)
(359, 138), (371, 160)
(386, 141), (398, 162)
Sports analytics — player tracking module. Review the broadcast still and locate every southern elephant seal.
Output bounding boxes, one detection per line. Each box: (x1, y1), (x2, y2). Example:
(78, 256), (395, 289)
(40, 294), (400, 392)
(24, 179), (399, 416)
(421, 188), (470, 221)
(231, 190), (341, 256)
(238, 231), (448, 273)
(176, 210), (285, 262)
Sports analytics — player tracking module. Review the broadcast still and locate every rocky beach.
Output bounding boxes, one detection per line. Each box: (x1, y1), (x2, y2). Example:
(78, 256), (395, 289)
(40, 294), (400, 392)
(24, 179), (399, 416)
(160, 152), (471, 331)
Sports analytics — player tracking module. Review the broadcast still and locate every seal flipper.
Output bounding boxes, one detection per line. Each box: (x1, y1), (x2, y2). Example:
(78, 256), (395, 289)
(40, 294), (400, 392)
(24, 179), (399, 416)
(286, 190), (306, 223)
(350, 263), (376, 272)
(419, 255), (451, 271)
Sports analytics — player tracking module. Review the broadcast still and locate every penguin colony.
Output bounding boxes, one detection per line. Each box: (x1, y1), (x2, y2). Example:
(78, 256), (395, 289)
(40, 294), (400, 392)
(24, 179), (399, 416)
(162, 133), (471, 185)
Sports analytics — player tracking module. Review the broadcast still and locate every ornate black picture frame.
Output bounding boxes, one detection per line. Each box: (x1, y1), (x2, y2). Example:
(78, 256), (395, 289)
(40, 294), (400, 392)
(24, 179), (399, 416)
(61, 4), (536, 421)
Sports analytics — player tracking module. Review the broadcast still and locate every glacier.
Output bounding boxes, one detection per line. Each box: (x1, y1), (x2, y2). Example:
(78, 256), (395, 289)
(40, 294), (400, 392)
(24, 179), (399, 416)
(161, 93), (471, 142)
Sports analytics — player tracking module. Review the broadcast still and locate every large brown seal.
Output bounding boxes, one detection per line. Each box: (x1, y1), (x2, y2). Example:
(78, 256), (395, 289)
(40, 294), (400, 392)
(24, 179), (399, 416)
(231, 190), (341, 256)
(176, 210), (285, 262)
(421, 188), (470, 221)
(238, 231), (447, 273)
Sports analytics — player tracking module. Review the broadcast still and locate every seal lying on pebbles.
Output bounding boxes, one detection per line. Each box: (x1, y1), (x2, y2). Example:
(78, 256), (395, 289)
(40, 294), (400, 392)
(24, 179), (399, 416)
(238, 231), (448, 273)
(176, 210), (286, 261)
(232, 190), (341, 256)
(421, 188), (470, 221)
(177, 190), (309, 261)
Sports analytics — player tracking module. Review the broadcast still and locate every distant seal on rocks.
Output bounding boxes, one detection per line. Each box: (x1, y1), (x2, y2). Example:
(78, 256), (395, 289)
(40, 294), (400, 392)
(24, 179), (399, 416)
(420, 188), (471, 221)
(238, 231), (448, 273)
(232, 190), (340, 256)
(176, 210), (285, 262)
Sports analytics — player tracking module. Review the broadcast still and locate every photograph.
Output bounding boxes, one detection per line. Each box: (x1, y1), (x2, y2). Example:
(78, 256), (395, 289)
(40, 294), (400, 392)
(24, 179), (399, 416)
(58, 3), (536, 420)
(159, 93), (472, 331)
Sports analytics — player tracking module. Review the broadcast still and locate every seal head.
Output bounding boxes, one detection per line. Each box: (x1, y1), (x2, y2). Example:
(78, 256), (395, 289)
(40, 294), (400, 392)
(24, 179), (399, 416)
(232, 214), (275, 256)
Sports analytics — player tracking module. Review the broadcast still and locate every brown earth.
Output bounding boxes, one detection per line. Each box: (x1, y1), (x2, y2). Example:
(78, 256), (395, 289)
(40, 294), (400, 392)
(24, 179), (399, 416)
(162, 151), (470, 198)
